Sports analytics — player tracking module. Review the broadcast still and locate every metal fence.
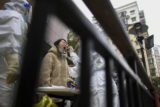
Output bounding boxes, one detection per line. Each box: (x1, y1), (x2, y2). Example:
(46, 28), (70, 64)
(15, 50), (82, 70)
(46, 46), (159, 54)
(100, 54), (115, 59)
(12, 0), (156, 107)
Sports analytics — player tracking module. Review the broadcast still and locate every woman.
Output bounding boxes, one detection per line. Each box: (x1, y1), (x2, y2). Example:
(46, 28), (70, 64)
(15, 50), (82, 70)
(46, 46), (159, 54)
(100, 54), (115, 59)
(39, 39), (70, 87)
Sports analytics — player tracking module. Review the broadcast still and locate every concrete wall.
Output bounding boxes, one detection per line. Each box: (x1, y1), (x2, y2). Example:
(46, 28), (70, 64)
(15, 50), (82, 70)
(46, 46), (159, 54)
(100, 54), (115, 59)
(45, 15), (70, 46)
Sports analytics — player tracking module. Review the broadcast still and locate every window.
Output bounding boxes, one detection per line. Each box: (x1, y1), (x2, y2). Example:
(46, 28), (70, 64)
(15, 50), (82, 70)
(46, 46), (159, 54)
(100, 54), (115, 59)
(139, 11), (144, 18)
(137, 49), (141, 54)
(148, 59), (154, 66)
(150, 69), (156, 76)
(148, 59), (153, 64)
(135, 41), (139, 45)
(120, 11), (127, 17)
(147, 50), (152, 57)
(130, 10), (135, 15)
(147, 53), (152, 57)
(155, 50), (159, 55)
(140, 15), (144, 19)
(131, 17), (136, 22)
(122, 18), (128, 25)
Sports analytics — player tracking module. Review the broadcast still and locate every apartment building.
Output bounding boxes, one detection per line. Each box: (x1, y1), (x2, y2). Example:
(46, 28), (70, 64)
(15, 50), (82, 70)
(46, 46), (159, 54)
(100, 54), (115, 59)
(116, 1), (158, 77)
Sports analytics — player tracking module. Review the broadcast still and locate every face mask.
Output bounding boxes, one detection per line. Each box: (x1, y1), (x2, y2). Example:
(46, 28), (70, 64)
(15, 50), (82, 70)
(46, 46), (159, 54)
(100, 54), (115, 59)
(58, 47), (65, 54)
(23, 15), (28, 22)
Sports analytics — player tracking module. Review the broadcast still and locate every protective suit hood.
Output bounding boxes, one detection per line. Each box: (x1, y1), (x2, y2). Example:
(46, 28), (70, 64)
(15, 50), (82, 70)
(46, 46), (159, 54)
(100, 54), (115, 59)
(91, 52), (105, 72)
(3, 0), (30, 15)
(3, 0), (32, 23)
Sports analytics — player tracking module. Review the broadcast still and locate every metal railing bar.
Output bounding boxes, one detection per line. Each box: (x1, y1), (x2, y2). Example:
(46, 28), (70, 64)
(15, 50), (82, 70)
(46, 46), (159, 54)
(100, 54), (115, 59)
(83, 0), (153, 90)
(141, 90), (155, 107)
(127, 77), (135, 107)
(78, 38), (92, 107)
(134, 60), (143, 107)
(118, 70), (128, 107)
(105, 58), (114, 107)
(49, 0), (153, 98)
(13, 0), (49, 107)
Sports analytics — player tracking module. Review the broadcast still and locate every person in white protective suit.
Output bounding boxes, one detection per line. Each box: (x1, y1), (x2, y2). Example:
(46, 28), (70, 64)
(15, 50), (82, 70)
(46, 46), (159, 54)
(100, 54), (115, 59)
(0, 0), (32, 107)
(67, 46), (80, 79)
(90, 52), (119, 107)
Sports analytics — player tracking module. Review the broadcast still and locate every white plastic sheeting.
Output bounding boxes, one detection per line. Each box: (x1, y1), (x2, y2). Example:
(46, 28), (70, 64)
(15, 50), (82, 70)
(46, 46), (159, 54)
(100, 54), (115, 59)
(3, 0), (32, 23)
(90, 52), (119, 107)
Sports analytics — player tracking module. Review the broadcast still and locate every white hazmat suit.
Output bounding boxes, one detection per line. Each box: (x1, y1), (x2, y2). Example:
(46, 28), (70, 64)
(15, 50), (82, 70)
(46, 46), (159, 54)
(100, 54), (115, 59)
(90, 52), (120, 107)
(0, 0), (31, 106)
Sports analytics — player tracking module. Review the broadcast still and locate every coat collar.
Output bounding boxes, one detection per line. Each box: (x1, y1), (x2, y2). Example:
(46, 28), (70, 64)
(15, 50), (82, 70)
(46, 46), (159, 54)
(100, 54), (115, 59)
(49, 46), (67, 58)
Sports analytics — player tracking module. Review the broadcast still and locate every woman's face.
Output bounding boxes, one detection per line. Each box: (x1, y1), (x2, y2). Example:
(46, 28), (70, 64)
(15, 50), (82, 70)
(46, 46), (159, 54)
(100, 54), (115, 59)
(58, 40), (67, 52)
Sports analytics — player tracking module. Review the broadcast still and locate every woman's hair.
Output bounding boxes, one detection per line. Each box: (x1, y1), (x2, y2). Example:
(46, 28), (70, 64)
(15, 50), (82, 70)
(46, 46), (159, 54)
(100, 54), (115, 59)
(54, 39), (66, 46)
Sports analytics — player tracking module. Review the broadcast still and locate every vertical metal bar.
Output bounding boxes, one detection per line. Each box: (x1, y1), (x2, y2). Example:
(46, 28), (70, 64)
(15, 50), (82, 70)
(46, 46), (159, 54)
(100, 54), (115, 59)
(105, 58), (114, 107)
(126, 76), (135, 107)
(118, 68), (128, 107)
(78, 38), (91, 107)
(13, 1), (49, 107)
(134, 61), (143, 107)
(128, 59), (143, 107)
(126, 59), (136, 107)
(141, 89), (155, 107)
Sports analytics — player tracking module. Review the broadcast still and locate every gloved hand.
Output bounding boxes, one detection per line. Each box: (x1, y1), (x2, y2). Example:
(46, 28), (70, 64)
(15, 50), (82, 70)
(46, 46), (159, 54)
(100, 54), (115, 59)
(4, 53), (19, 84)
(6, 71), (19, 84)
(67, 78), (75, 88)
(67, 46), (74, 53)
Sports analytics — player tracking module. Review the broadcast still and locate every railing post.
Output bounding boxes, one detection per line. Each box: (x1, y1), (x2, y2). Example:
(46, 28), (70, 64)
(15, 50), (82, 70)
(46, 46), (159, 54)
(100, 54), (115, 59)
(78, 38), (92, 107)
(127, 59), (143, 107)
(118, 67), (128, 107)
(13, 0), (48, 107)
(105, 58), (114, 107)
(126, 75), (135, 107)
(134, 60), (143, 107)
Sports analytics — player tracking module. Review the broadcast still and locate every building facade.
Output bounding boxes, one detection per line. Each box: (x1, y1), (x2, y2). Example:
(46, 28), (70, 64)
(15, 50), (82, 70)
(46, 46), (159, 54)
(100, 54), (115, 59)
(116, 1), (159, 77)
(116, 2), (140, 25)
(45, 16), (69, 46)
(153, 45), (160, 76)
(147, 48), (160, 77)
